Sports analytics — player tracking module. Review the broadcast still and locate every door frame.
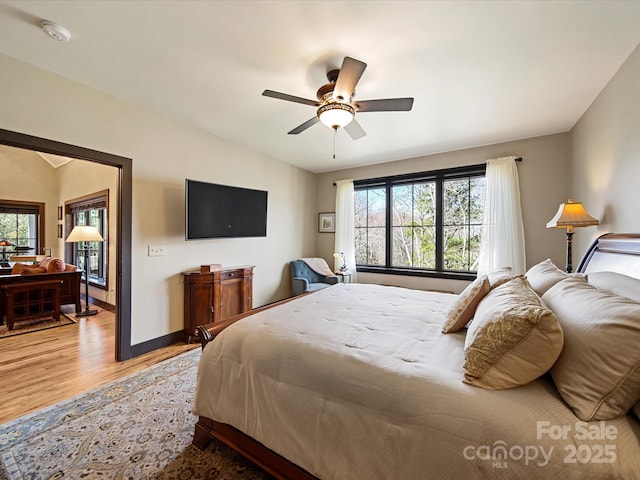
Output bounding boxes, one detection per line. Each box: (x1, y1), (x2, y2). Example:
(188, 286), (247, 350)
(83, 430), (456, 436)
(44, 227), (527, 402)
(0, 128), (133, 360)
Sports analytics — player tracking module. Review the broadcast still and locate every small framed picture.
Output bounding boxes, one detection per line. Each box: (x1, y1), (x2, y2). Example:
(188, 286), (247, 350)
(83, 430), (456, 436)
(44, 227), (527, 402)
(318, 212), (335, 233)
(57, 224), (63, 239)
(57, 206), (63, 221)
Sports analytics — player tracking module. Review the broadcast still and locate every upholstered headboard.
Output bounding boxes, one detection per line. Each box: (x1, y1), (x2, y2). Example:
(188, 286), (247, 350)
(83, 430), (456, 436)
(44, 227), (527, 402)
(577, 234), (640, 281)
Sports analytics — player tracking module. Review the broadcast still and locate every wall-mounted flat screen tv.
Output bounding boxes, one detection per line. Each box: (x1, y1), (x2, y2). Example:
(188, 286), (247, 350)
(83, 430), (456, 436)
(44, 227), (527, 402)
(185, 179), (268, 240)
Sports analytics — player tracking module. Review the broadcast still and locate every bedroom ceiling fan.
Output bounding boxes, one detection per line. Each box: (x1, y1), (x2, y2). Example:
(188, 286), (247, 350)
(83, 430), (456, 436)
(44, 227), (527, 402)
(262, 56), (414, 140)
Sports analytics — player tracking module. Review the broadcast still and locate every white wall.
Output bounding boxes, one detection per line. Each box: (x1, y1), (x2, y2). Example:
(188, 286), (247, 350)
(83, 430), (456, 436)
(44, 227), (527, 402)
(0, 54), (317, 346)
(315, 134), (572, 293)
(572, 44), (640, 256)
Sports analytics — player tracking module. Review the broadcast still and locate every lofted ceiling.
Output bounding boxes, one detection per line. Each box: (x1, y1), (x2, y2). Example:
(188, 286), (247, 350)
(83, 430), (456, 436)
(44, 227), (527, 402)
(1, 1), (639, 173)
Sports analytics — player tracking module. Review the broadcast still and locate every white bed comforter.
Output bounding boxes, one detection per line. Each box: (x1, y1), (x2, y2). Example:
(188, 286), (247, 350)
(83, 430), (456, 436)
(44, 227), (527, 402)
(193, 283), (640, 480)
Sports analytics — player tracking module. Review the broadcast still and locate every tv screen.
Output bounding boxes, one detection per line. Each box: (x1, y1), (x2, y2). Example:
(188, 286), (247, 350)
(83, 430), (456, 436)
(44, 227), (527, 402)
(185, 179), (268, 239)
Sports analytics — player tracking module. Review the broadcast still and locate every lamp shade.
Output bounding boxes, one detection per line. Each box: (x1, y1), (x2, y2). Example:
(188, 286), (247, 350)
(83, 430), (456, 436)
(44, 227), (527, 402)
(546, 199), (599, 232)
(65, 225), (104, 243)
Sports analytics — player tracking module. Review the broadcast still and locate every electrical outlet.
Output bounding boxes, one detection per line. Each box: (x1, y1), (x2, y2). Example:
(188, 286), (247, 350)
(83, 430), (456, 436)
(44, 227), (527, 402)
(148, 245), (166, 256)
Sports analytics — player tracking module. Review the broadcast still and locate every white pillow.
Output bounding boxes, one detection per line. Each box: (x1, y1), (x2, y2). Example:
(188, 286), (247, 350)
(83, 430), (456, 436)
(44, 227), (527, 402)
(543, 277), (640, 421)
(485, 266), (516, 289)
(587, 271), (640, 302)
(525, 258), (585, 296)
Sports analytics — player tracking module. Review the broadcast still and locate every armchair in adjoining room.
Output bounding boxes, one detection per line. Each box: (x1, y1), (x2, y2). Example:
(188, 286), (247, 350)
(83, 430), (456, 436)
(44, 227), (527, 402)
(290, 258), (339, 296)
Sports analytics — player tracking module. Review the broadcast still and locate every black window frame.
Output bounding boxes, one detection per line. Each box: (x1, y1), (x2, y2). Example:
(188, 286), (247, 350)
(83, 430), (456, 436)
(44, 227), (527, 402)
(65, 190), (109, 289)
(0, 199), (45, 257)
(354, 163), (486, 281)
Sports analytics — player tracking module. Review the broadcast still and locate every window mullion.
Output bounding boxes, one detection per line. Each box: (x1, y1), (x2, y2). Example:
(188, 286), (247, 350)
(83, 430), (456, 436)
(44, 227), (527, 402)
(435, 177), (444, 271)
(385, 182), (392, 269)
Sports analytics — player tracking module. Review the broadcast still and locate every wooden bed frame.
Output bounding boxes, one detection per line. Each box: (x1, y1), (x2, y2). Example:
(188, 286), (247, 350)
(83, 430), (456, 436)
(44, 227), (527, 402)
(192, 233), (640, 480)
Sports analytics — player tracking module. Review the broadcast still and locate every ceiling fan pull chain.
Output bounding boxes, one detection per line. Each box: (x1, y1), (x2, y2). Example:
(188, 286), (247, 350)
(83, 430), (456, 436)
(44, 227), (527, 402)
(333, 127), (337, 159)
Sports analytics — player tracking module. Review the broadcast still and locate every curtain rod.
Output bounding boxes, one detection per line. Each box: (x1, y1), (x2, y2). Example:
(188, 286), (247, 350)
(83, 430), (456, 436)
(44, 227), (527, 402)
(332, 157), (523, 186)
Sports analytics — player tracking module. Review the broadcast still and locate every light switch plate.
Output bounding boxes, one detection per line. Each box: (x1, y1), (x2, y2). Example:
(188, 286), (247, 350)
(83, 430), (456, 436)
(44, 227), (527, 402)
(148, 245), (166, 256)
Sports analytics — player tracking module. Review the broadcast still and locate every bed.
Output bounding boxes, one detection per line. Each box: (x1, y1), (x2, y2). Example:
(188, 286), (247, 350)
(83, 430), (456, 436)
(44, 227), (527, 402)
(192, 233), (640, 479)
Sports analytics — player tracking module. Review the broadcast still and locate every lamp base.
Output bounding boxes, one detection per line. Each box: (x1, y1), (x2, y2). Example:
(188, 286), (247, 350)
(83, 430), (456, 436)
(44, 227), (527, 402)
(76, 309), (99, 318)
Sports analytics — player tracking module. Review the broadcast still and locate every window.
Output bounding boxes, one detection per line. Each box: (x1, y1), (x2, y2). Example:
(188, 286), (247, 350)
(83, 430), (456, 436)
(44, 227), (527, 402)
(0, 200), (45, 258)
(65, 191), (109, 288)
(354, 164), (485, 279)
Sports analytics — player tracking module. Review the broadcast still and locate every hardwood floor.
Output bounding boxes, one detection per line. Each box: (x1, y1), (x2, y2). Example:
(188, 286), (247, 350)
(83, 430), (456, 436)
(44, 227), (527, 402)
(0, 303), (198, 424)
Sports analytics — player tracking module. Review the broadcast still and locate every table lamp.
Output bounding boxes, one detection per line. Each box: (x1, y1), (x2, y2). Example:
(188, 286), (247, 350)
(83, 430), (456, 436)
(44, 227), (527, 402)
(333, 252), (348, 272)
(546, 199), (599, 273)
(66, 225), (104, 317)
(0, 239), (15, 264)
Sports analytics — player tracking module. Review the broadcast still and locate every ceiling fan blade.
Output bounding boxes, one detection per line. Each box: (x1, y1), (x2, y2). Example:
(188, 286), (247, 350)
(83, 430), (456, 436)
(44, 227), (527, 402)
(333, 57), (367, 101)
(355, 98), (414, 112)
(288, 116), (320, 135)
(344, 118), (366, 140)
(262, 90), (319, 107)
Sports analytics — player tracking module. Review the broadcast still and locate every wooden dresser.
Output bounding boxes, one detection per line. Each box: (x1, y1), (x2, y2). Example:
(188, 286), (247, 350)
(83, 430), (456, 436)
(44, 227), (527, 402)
(182, 265), (253, 342)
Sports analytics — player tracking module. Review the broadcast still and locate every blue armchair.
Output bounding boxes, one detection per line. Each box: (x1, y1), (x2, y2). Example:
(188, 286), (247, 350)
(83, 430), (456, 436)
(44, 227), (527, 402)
(290, 259), (339, 296)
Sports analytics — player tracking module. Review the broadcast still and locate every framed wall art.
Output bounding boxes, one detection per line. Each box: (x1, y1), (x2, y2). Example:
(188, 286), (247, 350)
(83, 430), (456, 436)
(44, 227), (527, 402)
(318, 212), (335, 233)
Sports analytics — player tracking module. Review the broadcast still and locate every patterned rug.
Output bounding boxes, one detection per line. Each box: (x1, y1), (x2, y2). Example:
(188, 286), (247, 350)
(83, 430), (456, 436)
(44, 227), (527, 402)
(0, 313), (75, 338)
(0, 348), (272, 479)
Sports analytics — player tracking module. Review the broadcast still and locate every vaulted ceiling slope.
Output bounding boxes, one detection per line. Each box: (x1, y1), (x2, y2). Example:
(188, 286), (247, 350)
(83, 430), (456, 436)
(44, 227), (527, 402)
(1, 1), (639, 173)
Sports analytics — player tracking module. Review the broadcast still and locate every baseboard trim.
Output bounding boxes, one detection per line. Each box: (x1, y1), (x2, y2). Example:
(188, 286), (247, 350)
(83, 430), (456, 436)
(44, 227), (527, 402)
(82, 294), (116, 313)
(130, 331), (185, 358)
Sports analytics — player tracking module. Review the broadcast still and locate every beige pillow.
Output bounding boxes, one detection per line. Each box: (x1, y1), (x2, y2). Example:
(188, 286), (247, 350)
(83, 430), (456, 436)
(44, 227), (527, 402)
(486, 266), (516, 289)
(587, 271), (640, 302)
(463, 276), (564, 389)
(525, 258), (574, 296)
(543, 277), (640, 421)
(442, 275), (490, 333)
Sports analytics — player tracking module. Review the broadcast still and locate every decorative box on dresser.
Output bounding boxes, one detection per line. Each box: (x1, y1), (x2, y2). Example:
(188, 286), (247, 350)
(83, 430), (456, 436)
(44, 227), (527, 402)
(182, 265), (254, 342)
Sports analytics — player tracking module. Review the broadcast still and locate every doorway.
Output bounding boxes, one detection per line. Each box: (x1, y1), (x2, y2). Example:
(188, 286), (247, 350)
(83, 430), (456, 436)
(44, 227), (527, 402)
(0, 128), (132, 360)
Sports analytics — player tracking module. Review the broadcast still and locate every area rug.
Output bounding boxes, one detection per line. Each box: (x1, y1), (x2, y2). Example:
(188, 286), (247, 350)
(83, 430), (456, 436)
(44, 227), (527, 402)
(0, 313), (76, 338)
(0, 348), (271, 479)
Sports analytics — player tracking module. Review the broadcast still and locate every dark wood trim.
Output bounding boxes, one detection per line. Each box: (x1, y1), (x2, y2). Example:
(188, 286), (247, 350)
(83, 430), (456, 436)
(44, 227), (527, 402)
(0, 128), (133, 361)
(130, 331), (185, 358)
(86, 294), (116, 313)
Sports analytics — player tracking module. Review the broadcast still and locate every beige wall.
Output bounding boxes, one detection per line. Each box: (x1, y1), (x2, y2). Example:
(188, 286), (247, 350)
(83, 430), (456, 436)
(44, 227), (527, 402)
(0, 145), (59, 253)
(0, 54), (317, 346)
(315, 134), (572, 293)
(572, 44), (640, 257)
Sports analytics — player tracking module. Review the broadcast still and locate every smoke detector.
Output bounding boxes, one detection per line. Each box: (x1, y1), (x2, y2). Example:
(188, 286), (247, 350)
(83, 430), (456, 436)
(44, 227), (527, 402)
(41, 21), (71, 43)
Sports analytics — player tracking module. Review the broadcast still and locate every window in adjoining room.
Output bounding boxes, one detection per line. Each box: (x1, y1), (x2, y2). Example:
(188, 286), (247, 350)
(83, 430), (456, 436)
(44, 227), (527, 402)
(354, 164), (485, 280)
(65, 190), (108, 288)
(0, 200), (45, 257)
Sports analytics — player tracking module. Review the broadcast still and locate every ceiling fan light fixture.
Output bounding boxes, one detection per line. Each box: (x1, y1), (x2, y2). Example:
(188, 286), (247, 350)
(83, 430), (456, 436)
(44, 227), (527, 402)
(317, 102), (355, 129)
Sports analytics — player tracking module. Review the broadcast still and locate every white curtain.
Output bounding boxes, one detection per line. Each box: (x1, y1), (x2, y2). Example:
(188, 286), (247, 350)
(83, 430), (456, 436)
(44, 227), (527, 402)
(334, 179), (357, 282)
(477, 156), (526, 275)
